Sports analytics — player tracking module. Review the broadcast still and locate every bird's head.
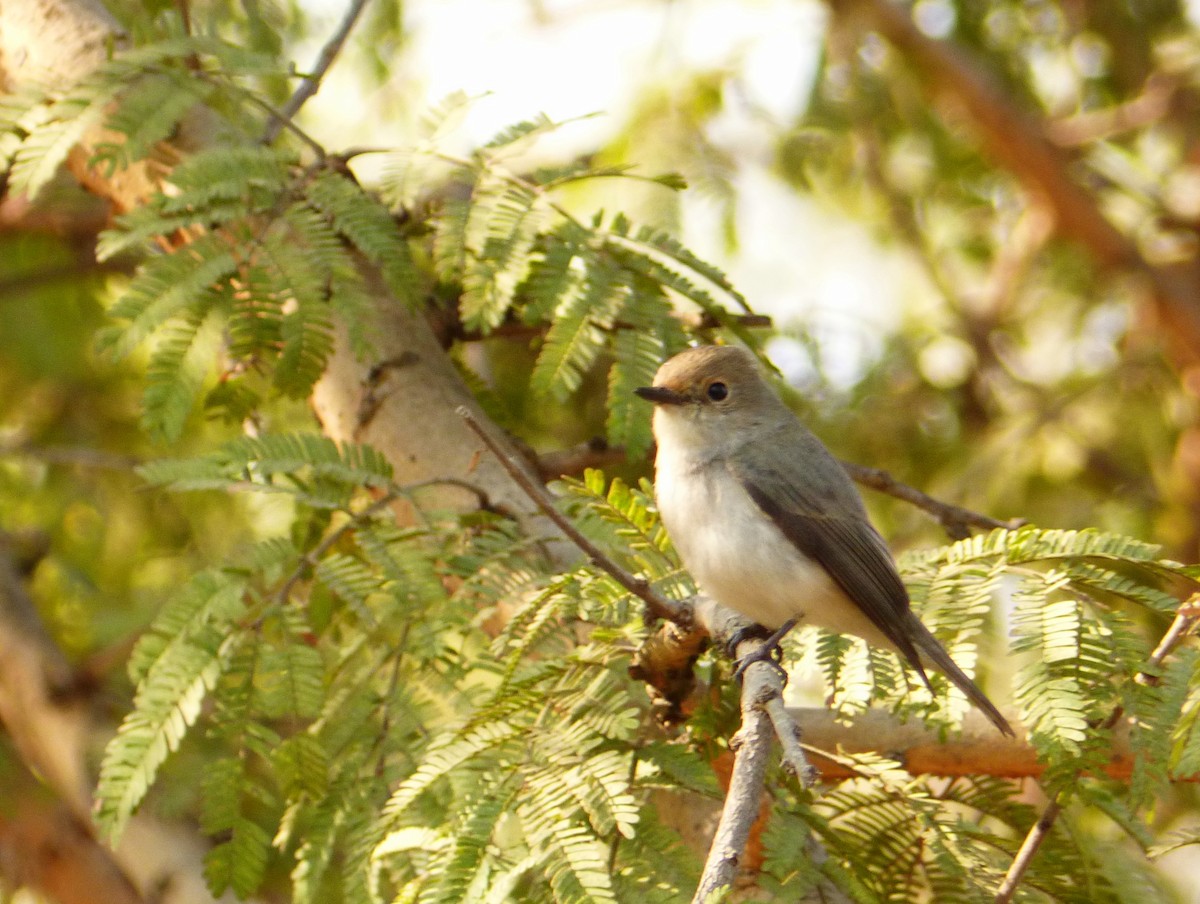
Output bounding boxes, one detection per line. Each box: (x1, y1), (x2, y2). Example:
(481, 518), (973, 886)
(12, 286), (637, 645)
(635, 345), (777, 451)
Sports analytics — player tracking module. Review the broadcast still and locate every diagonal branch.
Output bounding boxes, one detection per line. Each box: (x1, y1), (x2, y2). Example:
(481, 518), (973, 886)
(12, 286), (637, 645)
(262, 0), (373, 144)
(456, 406), (689, 624)
(840, 460), (1023, 540)
(826, 0), (1200, 351)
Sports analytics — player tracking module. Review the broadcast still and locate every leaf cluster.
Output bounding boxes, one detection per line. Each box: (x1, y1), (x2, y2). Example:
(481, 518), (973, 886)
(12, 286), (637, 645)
(95, 441), (1200, 902)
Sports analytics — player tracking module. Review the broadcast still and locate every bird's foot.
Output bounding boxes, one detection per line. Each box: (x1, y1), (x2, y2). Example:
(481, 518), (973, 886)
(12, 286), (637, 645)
(729, 617), (799, 685)
(732, 646), (788, 685)
(725, 623), (773, 660)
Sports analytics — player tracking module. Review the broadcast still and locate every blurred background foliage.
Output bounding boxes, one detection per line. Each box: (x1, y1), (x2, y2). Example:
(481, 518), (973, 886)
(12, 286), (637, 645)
(6, 0), (1200, 898)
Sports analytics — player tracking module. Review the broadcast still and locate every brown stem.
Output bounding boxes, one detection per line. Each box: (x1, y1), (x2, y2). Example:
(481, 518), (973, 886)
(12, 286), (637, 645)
(456, 406), (687, 624)
(993, 794), (1063, 904)
(840, 460), (1023, 540)
(263, 0), (372, 144)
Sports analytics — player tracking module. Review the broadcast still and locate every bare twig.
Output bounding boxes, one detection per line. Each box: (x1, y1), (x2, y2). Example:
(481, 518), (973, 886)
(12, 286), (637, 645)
(1046, 75), (1178, 147)
(1141, 607), (1199, 678)
(689, 598), (831, 901)
(763, 693), (817, 786)
(456, 406), (687, 624)
(993, 606), (1198, 901)
(262, 0), (372, 144)
(840, 460), (1023, 540)
(993, 794), (1063, 904)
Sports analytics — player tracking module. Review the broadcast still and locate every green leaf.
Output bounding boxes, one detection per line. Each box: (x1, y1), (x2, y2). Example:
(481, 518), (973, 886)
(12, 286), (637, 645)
(532, 262), (630, 401)
(204, 816), (271, 898)
(606, 328), (665, 458)
(96, 628), (231, 842)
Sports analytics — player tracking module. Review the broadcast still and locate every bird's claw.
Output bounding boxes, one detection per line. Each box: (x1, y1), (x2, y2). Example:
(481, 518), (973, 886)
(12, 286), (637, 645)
(724, 623), (773, 660)
(732, 645), (789, 685)
(727, 616), (799, 685)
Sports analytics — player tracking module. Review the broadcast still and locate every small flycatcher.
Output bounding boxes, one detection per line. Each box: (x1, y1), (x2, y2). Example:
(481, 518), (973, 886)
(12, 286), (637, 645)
(636, 345), (1012, 736)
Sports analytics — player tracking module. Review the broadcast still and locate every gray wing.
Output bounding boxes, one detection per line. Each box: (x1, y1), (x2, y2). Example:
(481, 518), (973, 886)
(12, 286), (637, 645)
(726, 431), (925, 673)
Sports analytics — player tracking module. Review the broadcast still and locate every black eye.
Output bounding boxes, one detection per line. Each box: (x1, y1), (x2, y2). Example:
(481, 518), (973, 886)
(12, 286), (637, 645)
(706, 382), (728, 401)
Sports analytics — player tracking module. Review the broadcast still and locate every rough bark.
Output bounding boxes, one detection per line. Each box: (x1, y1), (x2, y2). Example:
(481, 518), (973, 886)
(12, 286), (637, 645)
(310, 296), (565, 548)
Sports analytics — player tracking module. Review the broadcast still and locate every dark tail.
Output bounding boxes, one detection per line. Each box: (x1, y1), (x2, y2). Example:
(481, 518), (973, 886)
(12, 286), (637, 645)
(905, 614), (1014, 738)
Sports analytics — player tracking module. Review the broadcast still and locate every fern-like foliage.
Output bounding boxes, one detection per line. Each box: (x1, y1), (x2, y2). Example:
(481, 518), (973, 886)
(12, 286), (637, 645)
(376, 109), (746, 457)
(12, 52), (750, 455)
(96, 427), (1200, 904)
(2, 40), (416, 441)
(47, 32), (1200, 901)
(94, 137), (421, 439)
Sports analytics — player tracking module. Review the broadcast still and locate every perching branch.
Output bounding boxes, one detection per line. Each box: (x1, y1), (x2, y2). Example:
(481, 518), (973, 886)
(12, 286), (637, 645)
(691, 653), (778, 904)
(687, 597), (834, 901)
(262, 0), (372, 144)
(841, 460), (1024, 540)
(691, 617), (810, 903)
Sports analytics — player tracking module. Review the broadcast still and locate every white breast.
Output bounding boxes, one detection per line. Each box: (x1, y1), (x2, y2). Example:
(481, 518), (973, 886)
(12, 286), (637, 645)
(653, 420), (892, 647)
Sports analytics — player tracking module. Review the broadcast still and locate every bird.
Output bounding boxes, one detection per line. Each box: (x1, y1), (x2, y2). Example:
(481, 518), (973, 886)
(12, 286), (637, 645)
(634, 344), (1013, 736)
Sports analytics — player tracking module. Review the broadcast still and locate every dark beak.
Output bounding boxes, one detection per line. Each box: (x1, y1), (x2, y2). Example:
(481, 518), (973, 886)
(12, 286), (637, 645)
(634, 386), (687, 406)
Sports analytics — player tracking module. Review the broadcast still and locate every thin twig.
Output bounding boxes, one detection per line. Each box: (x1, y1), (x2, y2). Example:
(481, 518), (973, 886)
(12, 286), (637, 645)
(993, 607), (1198, 901)
(763, 693), (817, 786)
(840, 460), (1024, 540)
(456, 406), (687, 623)
(1142, 608), (1199, 677)
(993, 794), (1063, 904)
(1046, 75), (1178, 147)
(247, 92), (330, 158)
(262, 0), (372, 144)
(276, 492), (399, 606)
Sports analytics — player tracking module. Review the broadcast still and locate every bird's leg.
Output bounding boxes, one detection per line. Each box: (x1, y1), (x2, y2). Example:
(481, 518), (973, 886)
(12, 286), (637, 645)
(730, 617), (799, 683)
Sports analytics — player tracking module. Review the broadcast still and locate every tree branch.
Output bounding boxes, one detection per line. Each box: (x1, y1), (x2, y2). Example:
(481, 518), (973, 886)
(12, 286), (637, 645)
(826, 0), (1200, 355)
(840, 460), (1023, 540)
(262, 0), (372, 144)
(1045, 74), (1179, 147)
(456, 406), (689, 625)
(992, 794), (1063, 904)
(688, 598), (840, 902)
(691, 659), (777, 904)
